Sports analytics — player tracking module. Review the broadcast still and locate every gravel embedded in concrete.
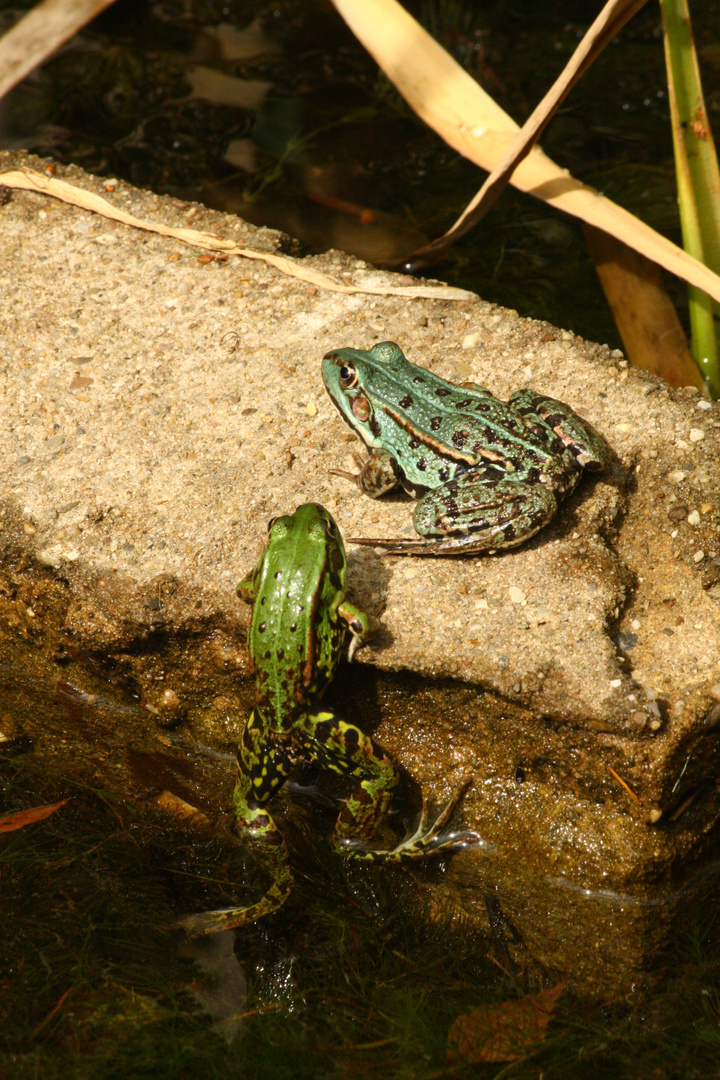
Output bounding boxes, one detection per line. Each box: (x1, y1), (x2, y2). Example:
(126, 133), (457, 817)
(2, 151), (720, 815)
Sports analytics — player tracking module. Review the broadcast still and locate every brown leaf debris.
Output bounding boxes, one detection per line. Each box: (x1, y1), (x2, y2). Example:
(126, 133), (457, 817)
(447, 982), (566, 1064)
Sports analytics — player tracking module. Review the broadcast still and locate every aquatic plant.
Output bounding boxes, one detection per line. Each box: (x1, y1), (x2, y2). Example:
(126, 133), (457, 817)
(331, 0), (720, 394)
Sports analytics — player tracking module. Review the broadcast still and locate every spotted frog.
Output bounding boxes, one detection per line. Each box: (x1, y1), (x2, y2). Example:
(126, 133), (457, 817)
(322, 341), (611, 555)
(180, 503), (476, 935)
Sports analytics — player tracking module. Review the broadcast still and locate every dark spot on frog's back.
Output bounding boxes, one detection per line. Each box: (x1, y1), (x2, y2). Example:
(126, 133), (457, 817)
(399, 394), (413, 409)
(413, 376), (425, 384)
(430, 416), (442, 431)
(330, 547), (343, 572)
(455, 398), (474, 409)
(369, 414), (381, 438)
(435, 388), (451, 397)
(277, 648), (285, 660)
(417, 458), (428, 471)
(258, 621), (266, 633)
(452, 429), (469, 449)
(409, 436), (420, 449)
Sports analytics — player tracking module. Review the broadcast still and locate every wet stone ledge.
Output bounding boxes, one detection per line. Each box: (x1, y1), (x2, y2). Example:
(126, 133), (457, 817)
(2, 152), (720, 994)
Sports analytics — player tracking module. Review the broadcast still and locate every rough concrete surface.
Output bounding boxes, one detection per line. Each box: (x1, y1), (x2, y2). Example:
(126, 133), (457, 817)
(3, 152), (720, 790)
(2, 152), (720, 991)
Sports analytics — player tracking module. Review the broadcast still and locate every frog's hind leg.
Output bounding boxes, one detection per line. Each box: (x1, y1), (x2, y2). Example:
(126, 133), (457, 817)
(365, 473), (558, 556)
(299, 709), (478, 862)
(508, 388), (611, 470)
(178, 709), (295, 936)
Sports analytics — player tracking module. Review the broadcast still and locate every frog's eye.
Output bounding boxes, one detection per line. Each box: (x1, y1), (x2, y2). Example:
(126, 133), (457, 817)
(339, 365), (358, 389)
(268, 516), (290, 541)
(321, 515), (337, 540)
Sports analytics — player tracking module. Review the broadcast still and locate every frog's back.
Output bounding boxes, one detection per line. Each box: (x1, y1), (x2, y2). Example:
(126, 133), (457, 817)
(249, 507), (347, 731)
(356, 350), (566, 482)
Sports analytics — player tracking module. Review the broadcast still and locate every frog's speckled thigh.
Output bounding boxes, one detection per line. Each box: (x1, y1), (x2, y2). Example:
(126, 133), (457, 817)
(299, 709), (476, 862)
(232, 706), (296, 901)
(234, 707), (295, 832)
(413, 474), (558, 553)
(298, 709), (399, 845)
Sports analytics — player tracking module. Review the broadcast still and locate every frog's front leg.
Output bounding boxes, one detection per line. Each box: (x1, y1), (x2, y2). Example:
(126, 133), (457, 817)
(330, 447), (400, 498)
(178, 709), (295, 936)
(338, 599), (371, 661)
(508, 389), (611, 470)
(299, 709), (477, 860)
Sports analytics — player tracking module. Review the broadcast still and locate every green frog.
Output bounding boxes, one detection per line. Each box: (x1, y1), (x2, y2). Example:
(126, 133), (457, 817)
(180, 503), (476, 935)
(322, 341), (611, 555)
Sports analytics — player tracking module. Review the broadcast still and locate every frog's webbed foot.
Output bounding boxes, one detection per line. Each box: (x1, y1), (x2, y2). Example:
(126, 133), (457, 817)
(337, 776), (481, 862)
(300, 711), (478, 865)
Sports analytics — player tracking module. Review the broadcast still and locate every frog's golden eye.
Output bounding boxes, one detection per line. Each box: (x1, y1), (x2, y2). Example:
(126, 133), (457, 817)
(269, 515), (291, 540)
(339, 365), (358, 389)
(321, 516), (337, 540)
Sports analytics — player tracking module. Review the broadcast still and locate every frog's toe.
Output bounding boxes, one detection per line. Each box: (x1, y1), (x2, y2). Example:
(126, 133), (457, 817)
(177, 898), (286, 937)
(177, 907), (247, 937)
(388, 786), (480, 858)
(346, 533), (489, 556)
(337, 820), (482, 860)
(177, 872), (294, 936)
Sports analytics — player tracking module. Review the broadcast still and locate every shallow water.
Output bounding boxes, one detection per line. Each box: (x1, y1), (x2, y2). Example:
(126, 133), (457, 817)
(3, 638), (720, 1078)
(2, 766), (720, 1080)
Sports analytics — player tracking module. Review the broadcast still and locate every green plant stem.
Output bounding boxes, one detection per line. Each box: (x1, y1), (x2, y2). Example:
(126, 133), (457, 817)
(660, 0), (720, 396)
